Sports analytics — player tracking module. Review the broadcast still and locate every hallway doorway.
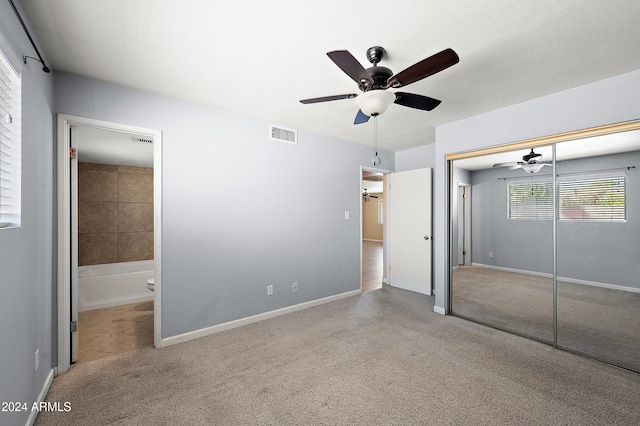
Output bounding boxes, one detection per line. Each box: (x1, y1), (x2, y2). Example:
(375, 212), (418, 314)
(361, 168), (387, 293)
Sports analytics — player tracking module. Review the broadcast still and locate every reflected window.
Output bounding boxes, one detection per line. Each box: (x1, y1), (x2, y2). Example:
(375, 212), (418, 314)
(508, 174), (626, 222)
(508, 180), (553, 220)
(558, 174), (625, 222)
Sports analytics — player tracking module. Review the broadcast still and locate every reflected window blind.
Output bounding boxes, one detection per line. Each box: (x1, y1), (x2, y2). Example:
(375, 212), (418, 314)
(0, 49), (21, 227)
(508, 181), (553, 220)
(508, 174), (626, 222)
(558, 175), (625, 222)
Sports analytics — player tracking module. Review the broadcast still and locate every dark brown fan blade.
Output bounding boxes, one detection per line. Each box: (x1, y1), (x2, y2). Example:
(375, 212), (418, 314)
(394, 92), (441, 111)
(300, 94), (358, 104)
(387, 48), (459, 89)
(327, 50), (374, 86)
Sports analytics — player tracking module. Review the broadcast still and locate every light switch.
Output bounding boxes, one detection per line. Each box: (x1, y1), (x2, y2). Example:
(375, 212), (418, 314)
(344, 211), (350, 220)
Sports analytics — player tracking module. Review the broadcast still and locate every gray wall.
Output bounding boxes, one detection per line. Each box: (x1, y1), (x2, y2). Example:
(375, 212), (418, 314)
(469, 151), (640, 288)
(55, 72), (394, 338)
(434, 69), (640, 312)
(395, 143), (435, 172)
(469, 164), (554, 273)
(0, 1), (55, 425)
(556, 152), (640, 287)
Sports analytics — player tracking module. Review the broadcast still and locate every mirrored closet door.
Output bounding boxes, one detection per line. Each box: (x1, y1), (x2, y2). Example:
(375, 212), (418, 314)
(449, 123), (640, 373)
(555, 132), (640, 372)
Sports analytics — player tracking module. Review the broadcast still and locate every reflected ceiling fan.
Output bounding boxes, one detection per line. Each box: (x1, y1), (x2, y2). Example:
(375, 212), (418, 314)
(300, 46), (459, 124)
(492, 149), (551, 174)
(363, 189), (379, 202)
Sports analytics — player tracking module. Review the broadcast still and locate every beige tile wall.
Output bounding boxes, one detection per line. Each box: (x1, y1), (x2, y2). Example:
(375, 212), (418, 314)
(78, 162), (154, 266)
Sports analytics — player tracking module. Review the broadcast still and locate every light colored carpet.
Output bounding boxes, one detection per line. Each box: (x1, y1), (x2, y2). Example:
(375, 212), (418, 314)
(37, 287), (640, 425)
(453, 266), (640, 371)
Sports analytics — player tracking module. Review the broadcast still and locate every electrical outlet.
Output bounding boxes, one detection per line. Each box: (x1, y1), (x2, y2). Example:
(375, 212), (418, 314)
(489, 252), (494, 258)
(35, 349), (39, 372)
(267, 285), (273, 296)
(292, 282), (298, 292)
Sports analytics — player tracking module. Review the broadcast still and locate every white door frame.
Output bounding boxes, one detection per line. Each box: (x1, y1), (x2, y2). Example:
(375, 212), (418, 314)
(360, 165), (392, 291)
(56, 114), (163, 374)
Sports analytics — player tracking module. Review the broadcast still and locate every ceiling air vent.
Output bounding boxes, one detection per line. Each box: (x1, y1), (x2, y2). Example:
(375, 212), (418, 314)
(132, 137), (153, 144)
(270, 125), (297, 145)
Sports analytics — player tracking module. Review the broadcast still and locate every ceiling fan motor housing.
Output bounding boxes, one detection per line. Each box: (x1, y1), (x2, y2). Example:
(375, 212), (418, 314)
(360, 66), (393, 91)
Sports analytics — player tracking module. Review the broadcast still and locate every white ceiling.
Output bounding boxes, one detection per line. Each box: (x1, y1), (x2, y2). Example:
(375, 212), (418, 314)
(76, 126), (154, 168)
(21, 0), (640, 152)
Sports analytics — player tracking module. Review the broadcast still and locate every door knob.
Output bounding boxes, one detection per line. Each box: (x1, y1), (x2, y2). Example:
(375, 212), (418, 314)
(424, 236), (430, 240)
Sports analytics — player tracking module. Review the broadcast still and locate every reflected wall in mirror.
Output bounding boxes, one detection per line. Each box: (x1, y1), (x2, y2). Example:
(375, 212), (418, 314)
(449, 123), (640, 372)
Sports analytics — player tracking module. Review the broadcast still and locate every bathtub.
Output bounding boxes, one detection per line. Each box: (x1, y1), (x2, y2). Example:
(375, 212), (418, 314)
(78, 260), (154, 312)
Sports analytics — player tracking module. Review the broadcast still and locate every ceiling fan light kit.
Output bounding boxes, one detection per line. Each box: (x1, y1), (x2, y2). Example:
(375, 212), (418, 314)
(355, 90), (396, 116)
(492, 149), (551, 174)
(520, 163), (545, 174)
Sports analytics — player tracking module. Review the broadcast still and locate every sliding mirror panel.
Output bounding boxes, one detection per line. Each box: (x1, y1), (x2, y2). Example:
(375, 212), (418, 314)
(556, 130), (640, 372)
(451, 146), (554, 343)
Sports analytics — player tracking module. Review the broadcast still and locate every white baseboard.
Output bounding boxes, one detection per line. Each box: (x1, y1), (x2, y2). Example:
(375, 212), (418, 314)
(161, 289), (362, 348)
(80, 294), (154, 312)
(26, 368), (54, 426)
(433, 306), (446, 315)
(471, 263), (640, 294)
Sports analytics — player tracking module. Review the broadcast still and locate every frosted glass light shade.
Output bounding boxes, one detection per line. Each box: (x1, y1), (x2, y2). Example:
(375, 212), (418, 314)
(355, 90), (396, 116)
(521, 163), (545, 173)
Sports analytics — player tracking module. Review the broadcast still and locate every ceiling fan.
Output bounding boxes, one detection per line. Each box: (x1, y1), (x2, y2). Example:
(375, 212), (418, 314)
(363, 189), (379, 202)
(300, 46), (459, 124)
(492, 149), (552, 174)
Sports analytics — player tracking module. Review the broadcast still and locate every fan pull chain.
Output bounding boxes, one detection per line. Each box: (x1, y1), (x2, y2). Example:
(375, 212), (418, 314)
(372, 115), (381, 166)
(374, 115), (377, 155)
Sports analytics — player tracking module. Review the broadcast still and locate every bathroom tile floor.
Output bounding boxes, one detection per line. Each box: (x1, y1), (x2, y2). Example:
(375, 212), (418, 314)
(76, 300), (154, 365)
(362, 240), (383, 293)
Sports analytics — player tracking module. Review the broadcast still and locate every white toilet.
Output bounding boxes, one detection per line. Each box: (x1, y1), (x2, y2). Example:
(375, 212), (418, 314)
(147, 278), (155, 292)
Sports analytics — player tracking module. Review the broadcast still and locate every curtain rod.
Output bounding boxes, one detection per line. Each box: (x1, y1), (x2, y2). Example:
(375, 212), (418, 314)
(8, 0), (50, 73)
(497, 165), (635, 180)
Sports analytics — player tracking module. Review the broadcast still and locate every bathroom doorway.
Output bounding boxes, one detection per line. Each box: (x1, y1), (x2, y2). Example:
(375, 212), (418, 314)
(57, 115), (163, 373)
(73, 126), (155, 363)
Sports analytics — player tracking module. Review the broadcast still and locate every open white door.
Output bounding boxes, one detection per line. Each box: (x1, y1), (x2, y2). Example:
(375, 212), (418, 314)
(388, 168), (432, 295)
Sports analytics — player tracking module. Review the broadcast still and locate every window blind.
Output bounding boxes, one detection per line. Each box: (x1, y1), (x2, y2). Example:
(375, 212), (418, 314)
(508, 174), (626, 222)
(0, 49), (21, 227)
(508, 181), (553, 220)
(558, 174), (625, 221)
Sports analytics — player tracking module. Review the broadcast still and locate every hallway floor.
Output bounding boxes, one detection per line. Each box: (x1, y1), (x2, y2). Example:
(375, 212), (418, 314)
(362, 240), (383, 293)
(76, 300), (154, 364)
